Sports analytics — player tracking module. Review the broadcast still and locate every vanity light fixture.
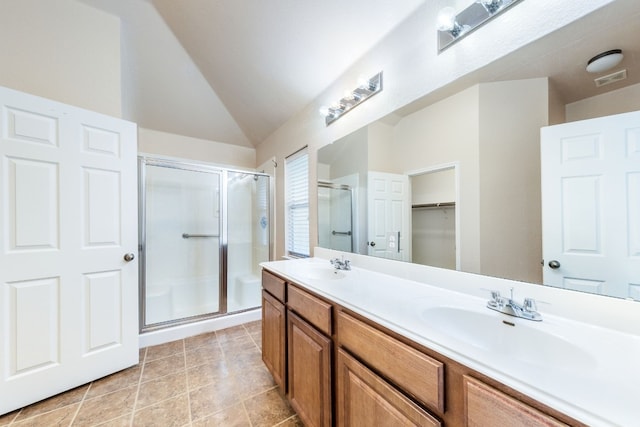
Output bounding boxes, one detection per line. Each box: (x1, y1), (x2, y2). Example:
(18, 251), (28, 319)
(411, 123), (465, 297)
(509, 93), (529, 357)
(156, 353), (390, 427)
(437, 0), (523, 52)
(319, 72), (383, 126)
(586, 49), (624, 73)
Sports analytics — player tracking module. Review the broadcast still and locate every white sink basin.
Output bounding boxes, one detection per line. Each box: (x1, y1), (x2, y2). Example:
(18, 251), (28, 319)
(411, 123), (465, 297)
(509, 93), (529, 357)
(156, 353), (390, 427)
(304, 267), (346, 281)
(421, 306), (597, 370)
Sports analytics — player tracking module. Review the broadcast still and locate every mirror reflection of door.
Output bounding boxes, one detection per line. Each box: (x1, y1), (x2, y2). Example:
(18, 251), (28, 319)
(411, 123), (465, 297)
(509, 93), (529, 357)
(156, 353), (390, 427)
(541, 110), (640, 299)
(409, 166), (457, 269)
(367, 172), (410, 261)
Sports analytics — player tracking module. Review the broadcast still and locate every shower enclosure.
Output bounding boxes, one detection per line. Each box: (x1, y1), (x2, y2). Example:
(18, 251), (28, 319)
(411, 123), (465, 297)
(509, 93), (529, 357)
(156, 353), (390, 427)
(317, 181), (353, 252)
(138, 157), (270, 331)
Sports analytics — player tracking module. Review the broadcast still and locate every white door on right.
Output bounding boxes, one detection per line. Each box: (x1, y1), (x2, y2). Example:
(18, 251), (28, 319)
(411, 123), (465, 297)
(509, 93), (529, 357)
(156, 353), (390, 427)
(540, 110), (640, 299)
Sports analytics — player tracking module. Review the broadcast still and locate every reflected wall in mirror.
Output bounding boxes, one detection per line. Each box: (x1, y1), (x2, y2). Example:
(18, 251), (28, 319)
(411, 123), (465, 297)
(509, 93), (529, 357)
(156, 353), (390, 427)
(319, 78), (547, 284)
(318, 75), (640, 301)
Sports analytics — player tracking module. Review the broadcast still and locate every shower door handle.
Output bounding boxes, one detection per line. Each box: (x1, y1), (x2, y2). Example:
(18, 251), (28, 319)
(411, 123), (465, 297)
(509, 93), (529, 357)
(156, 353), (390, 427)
(182, 233), (219, 239)
(124, 253), (135, 262)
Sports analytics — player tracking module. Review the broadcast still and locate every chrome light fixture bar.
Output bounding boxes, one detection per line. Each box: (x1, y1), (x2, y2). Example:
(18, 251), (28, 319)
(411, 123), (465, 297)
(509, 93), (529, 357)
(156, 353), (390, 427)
(320, 72), (383, 126)
(438, 0), (523, 52)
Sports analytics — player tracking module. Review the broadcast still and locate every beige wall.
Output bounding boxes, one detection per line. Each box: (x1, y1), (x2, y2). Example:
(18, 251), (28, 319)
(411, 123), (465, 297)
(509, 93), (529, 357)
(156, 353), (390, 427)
(138, 128), (256, 169)
(566, 82), (640, 122)
(411, 170), (456, 206)
(478, 78), (549, 283)
(367, 121), (395, 173)
(0, 0), (121, 117)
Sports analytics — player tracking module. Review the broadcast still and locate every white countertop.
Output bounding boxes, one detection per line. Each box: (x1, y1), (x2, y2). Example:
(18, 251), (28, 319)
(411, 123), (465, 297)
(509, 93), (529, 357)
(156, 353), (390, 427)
(262, 256), (640, 427)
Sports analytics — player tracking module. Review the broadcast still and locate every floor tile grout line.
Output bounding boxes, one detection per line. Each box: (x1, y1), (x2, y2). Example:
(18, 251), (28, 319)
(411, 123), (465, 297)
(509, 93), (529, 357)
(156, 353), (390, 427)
(6, 385), (90, 426)
(277, 414), (299, 426)
(128, 347), (147, 426)
(240, 400), (254, 427)
(181, 340), (194, 426)
(67, 382), (92, 426)
(6, 408), (21, 426)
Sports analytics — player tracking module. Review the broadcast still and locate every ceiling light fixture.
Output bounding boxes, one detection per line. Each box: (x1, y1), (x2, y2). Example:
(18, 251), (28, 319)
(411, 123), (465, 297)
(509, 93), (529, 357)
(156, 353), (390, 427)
(319, 72), (383, 126)
(437, 0), (523, 52)
(586, 49), (624, 73)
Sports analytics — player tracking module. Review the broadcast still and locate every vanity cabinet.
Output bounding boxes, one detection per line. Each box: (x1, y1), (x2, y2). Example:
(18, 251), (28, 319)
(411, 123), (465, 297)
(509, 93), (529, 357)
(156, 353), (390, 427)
(261, 268), (584, 427)
(261, 271), (286, 390)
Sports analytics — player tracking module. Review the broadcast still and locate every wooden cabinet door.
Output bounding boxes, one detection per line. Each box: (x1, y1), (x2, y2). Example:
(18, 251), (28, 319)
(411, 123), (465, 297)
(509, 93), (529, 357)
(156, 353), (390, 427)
(464, 376), (569, 427)
(336, 349), (441, 427)
(262, 290), (286, 390)
(288, 311), (332, 427)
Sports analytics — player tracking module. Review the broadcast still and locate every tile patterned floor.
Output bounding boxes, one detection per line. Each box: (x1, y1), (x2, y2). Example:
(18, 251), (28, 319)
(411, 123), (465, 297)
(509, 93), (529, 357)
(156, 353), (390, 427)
(0, 321), (302, 427)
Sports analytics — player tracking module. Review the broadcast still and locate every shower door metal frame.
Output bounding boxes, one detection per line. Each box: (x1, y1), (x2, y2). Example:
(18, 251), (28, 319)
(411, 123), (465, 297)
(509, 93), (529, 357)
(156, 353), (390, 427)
(138, 156), (271, 333)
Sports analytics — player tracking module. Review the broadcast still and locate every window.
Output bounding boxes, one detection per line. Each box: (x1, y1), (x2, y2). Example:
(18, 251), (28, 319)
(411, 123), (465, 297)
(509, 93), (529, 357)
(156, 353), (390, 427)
(285, 147), (309, 257)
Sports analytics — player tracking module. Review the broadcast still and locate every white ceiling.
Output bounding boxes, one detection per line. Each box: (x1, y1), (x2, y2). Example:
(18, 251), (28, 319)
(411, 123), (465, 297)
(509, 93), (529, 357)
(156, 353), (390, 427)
(78, 0), (640, 148)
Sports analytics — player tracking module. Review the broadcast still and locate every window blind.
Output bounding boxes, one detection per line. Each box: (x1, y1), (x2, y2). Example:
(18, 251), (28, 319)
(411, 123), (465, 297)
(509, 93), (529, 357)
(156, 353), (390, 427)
(285, 148), (309, 257)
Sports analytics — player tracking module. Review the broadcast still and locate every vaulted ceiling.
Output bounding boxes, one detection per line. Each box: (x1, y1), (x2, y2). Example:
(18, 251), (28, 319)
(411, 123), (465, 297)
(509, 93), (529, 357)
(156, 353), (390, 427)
(79, 0), (425, 147)
(79, 0), (640, 148)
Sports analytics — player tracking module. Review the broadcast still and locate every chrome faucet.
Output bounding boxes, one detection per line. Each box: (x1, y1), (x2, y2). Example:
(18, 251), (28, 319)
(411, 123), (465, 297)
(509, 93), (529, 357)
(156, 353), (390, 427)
(487, 288), (542, 321)
(330, 257), (351, 271)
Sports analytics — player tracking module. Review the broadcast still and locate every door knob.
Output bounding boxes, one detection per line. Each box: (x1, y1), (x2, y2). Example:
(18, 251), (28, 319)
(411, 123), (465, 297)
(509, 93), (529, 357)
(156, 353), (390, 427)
(548, 260), (560, 269)
(368, 241), (376, 247)
(124, 253), (135, 262)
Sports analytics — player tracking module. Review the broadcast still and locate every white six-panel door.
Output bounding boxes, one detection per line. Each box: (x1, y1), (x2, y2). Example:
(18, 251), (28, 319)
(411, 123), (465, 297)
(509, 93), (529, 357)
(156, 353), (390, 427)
(0, 87), (139, 414)
(367, 171), (410, 262)
(541, 110), (640, 299)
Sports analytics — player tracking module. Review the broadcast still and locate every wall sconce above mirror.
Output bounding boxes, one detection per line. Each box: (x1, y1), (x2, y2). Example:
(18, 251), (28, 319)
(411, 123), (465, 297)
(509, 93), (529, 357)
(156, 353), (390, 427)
(438, 0), (523, 52)
(319, 72), (383, 126)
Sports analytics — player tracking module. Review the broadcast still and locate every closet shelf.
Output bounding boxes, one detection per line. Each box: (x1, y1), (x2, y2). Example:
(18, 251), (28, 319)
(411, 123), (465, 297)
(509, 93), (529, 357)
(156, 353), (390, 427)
(412, 202), (456, 209)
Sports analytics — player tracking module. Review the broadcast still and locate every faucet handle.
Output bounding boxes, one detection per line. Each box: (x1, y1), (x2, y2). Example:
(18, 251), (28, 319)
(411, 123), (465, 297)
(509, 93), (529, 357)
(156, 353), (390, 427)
(523, 298), (537, 312)
(488, 290), (502, 307)
(343, 259), (351, 270)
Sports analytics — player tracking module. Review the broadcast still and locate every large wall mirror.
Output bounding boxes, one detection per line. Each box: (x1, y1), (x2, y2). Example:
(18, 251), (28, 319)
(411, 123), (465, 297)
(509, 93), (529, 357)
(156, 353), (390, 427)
(317, 1), (640, 301)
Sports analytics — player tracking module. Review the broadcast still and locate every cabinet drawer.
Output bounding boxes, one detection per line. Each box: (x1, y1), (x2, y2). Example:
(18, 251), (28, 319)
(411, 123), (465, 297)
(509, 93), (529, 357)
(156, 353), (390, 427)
(337, 311), (444, 413)
(288, 284), (332, 335)
(337, 349), (441, 427)
(262, 269), (286, 302)
(464, 376), (568, 427)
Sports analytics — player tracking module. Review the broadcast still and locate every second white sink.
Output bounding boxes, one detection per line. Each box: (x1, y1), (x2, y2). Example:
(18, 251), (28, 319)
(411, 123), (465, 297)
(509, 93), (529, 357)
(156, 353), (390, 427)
(420, 305), (597, 371)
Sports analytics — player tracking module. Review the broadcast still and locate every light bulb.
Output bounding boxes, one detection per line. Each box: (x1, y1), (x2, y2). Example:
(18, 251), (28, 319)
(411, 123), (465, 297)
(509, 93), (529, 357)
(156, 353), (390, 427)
(437, 7), (457, 32)
(480, 0), (503, 14)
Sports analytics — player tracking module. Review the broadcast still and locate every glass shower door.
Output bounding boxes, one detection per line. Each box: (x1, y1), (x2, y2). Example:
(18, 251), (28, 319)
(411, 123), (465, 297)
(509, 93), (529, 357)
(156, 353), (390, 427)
(226, 171), (270, 312)
(142, 163), (221, 328)
(317, 183), (353, 252)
